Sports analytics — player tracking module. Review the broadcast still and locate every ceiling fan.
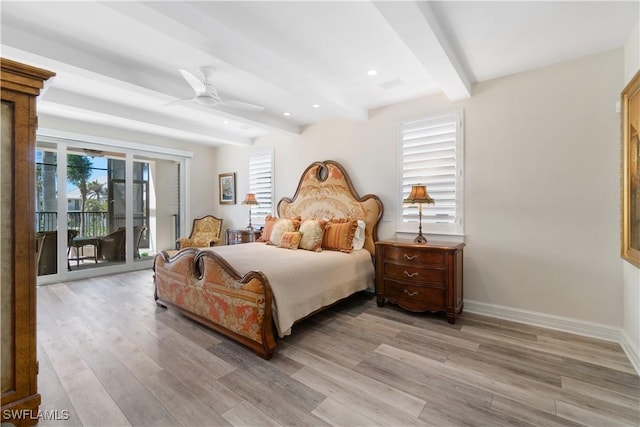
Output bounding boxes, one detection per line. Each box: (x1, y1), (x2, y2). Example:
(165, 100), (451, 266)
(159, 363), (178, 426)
(167, 66), (264, 112)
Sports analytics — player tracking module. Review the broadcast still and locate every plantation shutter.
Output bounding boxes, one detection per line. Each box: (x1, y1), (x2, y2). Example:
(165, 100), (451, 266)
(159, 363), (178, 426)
(400, 112), (462, 232)
(249, 151), (273, 226)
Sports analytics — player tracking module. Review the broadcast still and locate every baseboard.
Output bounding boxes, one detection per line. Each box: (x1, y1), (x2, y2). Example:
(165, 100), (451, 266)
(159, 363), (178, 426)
(620, 329), (640, 375)
(464, 300), (639, 375)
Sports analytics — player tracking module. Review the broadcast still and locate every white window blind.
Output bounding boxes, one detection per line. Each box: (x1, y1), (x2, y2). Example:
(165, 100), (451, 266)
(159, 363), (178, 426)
(249, 151), (273, 226)
(399, 112), (463, 235)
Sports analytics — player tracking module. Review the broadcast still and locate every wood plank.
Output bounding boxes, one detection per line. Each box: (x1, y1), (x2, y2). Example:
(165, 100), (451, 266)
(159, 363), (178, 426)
(291, 365), (428, 426)
(218, 367), (326, 426)
(58, 369), (130, 427)
(555, 400), (637, 427)
(140, 371), (230, 427)
(560, 376), (640, 411)
(311, 398), (384, 427)
(374, 343), (557, 414)
(282, 344), (427, 418)
(39, 325), (90, 379)
(81, 349), (178, 426)
(489, 395), (584, 427)
(221, 401), (281, 427)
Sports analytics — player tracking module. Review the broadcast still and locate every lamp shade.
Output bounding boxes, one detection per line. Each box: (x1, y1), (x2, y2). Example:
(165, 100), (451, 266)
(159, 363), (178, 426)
(403, 185), (434, 204)
(242, 193), (259, 205)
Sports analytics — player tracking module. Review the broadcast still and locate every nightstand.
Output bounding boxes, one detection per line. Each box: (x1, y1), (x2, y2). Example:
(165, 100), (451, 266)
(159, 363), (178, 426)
(226, 228), (262, 245)
(375, 239), (464, 324)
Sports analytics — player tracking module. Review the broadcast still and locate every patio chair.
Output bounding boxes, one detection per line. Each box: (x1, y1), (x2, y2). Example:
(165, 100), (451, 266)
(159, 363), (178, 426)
(97, 226), (147, 261)
(176, 215), (223, 249)
(97, 227), (126, 262)
(36, 229), (79, 275)
(133, 225), (146, 259)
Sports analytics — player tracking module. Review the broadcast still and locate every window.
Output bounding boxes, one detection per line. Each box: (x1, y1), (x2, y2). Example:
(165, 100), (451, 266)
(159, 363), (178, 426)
(399, 112), (463, 235)
(248, 150), (273, 226)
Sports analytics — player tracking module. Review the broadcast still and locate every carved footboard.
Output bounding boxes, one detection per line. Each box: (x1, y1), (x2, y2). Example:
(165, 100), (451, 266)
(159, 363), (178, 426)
(153, 249), (277, 359)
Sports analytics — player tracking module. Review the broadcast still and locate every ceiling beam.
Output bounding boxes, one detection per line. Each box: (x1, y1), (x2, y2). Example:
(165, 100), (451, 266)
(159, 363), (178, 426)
(111, 1), (368, 121)
(38, 101), (250, 147)
(40, 87), (253, 146)
(1, 25), (301, 137)
(374, 1), (472, 101)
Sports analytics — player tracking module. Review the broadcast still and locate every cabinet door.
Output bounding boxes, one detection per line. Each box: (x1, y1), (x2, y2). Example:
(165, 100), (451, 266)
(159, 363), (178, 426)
(1, 88), (40, 421)
(1, 97), (16, 395)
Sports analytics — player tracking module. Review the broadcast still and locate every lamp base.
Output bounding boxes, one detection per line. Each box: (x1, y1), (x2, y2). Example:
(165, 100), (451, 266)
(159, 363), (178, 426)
(246, 225), (254, 231)
(413, 233), (428, 244)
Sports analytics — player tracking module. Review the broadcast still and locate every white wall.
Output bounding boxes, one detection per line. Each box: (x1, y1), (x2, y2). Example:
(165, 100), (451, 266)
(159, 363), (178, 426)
(465, 50), (622, 327)
(214, 49), (628, 335)
(623, 22), (640, 370)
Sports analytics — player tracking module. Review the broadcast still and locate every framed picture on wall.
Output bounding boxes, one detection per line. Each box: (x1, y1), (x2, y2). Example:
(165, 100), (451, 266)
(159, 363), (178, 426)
(219, 172), (236, 205)
(622, 69), (640, 268)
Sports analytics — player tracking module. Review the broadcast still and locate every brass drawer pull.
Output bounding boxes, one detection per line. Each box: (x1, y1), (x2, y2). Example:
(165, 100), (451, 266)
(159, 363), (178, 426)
(404, 271), (418, 278)
(404, 289), (418, 297)
(403, 254), (416, 260)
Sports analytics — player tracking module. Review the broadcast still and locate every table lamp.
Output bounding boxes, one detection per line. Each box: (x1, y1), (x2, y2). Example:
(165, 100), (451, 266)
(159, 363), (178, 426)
(403, 184), (434, 243)
(242, 193), (259, 230)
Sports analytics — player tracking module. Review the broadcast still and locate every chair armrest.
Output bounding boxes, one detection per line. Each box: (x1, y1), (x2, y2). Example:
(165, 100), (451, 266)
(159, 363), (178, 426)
(177, 237), (192, 250)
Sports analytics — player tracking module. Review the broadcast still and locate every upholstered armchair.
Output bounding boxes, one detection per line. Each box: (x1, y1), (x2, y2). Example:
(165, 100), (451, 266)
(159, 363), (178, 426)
(177, 215), (223, 249)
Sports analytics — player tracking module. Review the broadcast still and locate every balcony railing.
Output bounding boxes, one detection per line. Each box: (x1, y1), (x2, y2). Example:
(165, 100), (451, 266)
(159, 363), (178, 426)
(37, 211), (148, 246)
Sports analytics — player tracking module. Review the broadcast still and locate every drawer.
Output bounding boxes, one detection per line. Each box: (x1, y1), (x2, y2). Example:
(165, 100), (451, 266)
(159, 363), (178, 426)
(384, 262), (445, 285)
(384, 280), (445, 310)
(384, 246), (445, 268)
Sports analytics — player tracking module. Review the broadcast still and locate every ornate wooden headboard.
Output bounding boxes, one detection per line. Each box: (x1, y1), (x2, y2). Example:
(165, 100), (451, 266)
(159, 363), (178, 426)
(277, 160), (383, 256)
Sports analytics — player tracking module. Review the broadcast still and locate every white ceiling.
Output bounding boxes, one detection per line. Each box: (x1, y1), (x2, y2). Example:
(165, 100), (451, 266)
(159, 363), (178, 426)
(1, 1), (638, 147)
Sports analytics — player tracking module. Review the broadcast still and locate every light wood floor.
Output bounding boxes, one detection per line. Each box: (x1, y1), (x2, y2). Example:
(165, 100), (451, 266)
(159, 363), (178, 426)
(37, 270), (639, 427)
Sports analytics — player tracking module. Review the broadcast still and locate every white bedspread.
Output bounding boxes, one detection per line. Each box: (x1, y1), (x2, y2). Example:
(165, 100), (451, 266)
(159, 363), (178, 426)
(204, 243), (374, 337)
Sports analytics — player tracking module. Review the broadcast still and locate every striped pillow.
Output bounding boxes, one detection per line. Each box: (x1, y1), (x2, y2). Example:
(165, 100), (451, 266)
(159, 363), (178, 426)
(321, 218), (358, 253)
(257, 215), (278, 242)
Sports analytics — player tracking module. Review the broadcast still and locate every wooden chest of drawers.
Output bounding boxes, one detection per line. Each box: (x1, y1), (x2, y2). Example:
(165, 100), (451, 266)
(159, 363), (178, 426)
(375, 239), (464, 323)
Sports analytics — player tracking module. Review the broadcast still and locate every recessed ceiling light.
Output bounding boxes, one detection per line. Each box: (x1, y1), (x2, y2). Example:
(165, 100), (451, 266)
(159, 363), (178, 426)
(367, 69), (378, 76)
(283, 112), (291, 116)
(223, 120), (229, 124)
(312, 104), (320, 108)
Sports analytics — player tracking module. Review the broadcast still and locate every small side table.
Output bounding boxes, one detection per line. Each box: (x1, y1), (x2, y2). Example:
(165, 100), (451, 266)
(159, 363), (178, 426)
(69, 236), (99, 267)
(226, 229), (262, 245)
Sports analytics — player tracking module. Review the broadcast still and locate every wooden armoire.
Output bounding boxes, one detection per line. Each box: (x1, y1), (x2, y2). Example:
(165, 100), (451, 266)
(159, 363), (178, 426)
(1, 58), (55, 426)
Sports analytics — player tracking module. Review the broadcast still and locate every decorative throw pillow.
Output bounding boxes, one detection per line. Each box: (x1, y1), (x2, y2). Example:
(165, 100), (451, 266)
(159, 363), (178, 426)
(278, 231), (302, 250)
(298, 219), (327, 252)
(268, 218), (301, 246)
(322, 218), (358, 253)
(257, 215), (278, 242)
(352, 219), (366, 250)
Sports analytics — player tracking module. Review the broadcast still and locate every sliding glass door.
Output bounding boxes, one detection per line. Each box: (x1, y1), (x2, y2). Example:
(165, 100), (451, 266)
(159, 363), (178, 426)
(35, 136), (187, 283)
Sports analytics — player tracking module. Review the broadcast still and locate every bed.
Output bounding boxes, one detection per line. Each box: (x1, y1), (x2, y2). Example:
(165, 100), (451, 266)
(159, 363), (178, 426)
(153, 160), (383, 359)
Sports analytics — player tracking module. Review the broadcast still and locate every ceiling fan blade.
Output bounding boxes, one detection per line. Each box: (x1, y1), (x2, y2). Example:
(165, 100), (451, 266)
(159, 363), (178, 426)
(163, 97), (195, 106)
(179, 69), (206, 95)
(218, 98), (264, 111)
